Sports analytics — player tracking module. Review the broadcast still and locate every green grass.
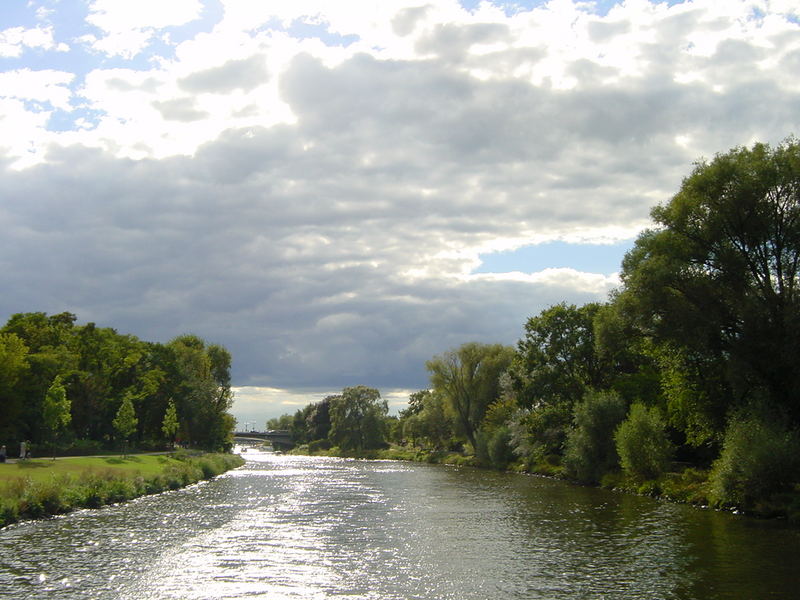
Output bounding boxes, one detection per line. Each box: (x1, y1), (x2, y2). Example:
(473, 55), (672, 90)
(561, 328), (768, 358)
(0, 452), (244, 528)
(0, 455), (182, 485)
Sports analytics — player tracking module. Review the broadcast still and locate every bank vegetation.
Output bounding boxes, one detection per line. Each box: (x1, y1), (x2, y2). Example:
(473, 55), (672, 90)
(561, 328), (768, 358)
(0, 452), (244, 528)
(274, 140), (800, 522)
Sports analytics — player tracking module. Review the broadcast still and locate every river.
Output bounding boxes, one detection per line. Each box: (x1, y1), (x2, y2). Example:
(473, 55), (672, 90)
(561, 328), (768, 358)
(1, 446), (799, 599)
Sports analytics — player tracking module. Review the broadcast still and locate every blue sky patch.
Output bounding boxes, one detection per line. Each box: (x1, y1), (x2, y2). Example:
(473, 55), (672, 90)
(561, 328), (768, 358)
(475, 239), (636, 275)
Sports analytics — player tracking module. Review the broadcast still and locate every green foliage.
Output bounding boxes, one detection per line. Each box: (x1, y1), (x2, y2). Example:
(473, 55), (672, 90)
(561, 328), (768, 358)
(399, 389), (453, 450)
(710, 413), (800, 510)
(427, 342), (514, 450)
(486, 426), (515, 470)
(266, 413), (294, 431)
(0, 312), (235, 454)
(652, 343), (728, 447)
(510, 302), (606, 410)
(593, 299), (662, 405)
(42, 375), (71, 458)
(0, 453), (244, 527)
(0, 333), (29, 443)
(113, 396), (139, 458)
(614, 404), (673, 482)
(564, 391), (627, 483)
(161, 400), (179, 445)
(43, 375), (71, 432)
(508, 403), (571, 467)
(620, 138), (800, 426)
(114, 397), (139, 441)
(328, 386), (388, 451)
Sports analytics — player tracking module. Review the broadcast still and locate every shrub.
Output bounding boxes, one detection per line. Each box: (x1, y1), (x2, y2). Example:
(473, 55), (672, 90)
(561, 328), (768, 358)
(0, 498), (19, 528)
(709, 414), (800, 510)
(508, 404), (571, 468)
(564, 391), (627, 483)
(614, 403), (673, 482)
(487, 426), (515, 470)
(308, 439), (332, 453)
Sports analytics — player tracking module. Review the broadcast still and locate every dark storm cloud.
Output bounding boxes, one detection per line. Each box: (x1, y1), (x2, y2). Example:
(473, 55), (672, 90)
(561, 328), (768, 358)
(1, 4), (798, 395)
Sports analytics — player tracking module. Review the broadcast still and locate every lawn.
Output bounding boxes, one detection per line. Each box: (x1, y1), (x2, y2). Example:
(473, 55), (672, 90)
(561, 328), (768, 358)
(0, 454), (182, 486)
(0, 452), (244, 527)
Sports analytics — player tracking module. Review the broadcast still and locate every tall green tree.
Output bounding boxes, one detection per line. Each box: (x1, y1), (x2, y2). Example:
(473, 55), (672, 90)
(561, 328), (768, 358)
(328, 386), (388, 451)
(619, 138), (800, 426)
(161, 399), (179, 448)
(510, 302), (607, 410)
(113, 396), (138, 457)
(42, 375), (71, 459)
(166, 335), (235, 451)
(426, 342), (514, 451)
(0, 333), (29, 446)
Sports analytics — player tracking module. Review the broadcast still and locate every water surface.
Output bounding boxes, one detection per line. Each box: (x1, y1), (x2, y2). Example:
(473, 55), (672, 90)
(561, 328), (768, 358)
(1, 447), (798, 599)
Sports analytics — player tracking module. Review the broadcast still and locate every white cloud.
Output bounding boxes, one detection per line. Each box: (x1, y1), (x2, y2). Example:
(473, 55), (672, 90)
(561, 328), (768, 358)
(1, 0), (799, 399)
(0, 68), (74, 109)
(0, 25), (63, 57)
(85, 0), (204, 58)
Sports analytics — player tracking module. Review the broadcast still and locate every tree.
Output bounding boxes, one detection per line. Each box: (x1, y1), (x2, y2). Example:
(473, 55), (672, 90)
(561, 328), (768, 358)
(709, 411), (800, 509)
(564, 390), (627, 483)
(619, 139), (800, 426)
(614, 404), (673, 482)
(328, 386), (388, 451)
(266, 413), (294, 431)
(114, 396), (138, 457)
(509, 303), (607, 410)
(161, 399), (179, 448)
(0, 333), (29, 446)
(42, 375), (71, 459)
(165, 335), (236, 451)
(426, 342), (514, 451)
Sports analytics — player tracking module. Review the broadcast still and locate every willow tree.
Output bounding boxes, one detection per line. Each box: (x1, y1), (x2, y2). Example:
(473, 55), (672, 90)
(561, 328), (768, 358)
(426, 342), (514, 451)
(328, 386), (388, 451)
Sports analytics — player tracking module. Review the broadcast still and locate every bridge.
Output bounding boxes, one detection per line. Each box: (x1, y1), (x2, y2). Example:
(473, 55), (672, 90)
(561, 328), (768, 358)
(233, 430), (294, 450)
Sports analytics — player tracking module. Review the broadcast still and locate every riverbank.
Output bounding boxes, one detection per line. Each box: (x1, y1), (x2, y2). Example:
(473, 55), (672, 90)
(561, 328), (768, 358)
(0, 451), (245, 528)
(290, 445), (800, 522)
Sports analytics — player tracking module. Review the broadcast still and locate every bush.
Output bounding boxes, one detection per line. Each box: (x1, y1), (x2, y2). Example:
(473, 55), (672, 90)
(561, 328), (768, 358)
(710, 414), (800, 510)
(564, 391), (627, 483)
(615, 404), (673, 482)
(508, 404), (571, 468)
(308, 439), (332, 453)
(62, 438), (106, 456)
(487, 426), (515, 470)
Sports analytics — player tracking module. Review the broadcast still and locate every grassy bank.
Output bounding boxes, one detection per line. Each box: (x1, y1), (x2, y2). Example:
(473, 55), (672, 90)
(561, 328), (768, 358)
(0, 451), (244, 528)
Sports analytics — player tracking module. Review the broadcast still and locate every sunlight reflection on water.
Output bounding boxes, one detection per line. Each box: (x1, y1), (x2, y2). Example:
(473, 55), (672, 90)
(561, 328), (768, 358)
(2, 447), (800, 599)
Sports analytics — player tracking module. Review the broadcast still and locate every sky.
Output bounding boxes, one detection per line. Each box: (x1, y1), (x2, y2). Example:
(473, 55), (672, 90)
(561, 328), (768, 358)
(1, 0), (798, 428)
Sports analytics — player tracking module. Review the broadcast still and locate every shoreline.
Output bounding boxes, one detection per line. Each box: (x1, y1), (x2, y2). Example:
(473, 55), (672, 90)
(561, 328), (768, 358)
(289, 445), (800, 524)
(0, 451), (245, 529)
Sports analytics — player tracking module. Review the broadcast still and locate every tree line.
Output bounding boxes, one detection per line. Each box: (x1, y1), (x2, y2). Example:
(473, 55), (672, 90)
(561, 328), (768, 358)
(275, 139), (800, 513)
(0, 312), (235, 456)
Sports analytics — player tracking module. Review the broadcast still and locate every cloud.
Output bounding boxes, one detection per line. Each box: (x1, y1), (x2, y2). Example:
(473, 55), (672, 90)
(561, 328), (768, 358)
(178, 55), (270, 93)
(85, 0), (204, 58)
(1, 0), (799, 405)
(0, 68), (74, 109)
(152, 97), (209, 122)
(0, 26), (65, 58)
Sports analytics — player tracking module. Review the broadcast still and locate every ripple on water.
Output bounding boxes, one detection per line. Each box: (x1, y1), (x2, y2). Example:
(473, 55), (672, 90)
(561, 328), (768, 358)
(2, 452), (800, 599)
